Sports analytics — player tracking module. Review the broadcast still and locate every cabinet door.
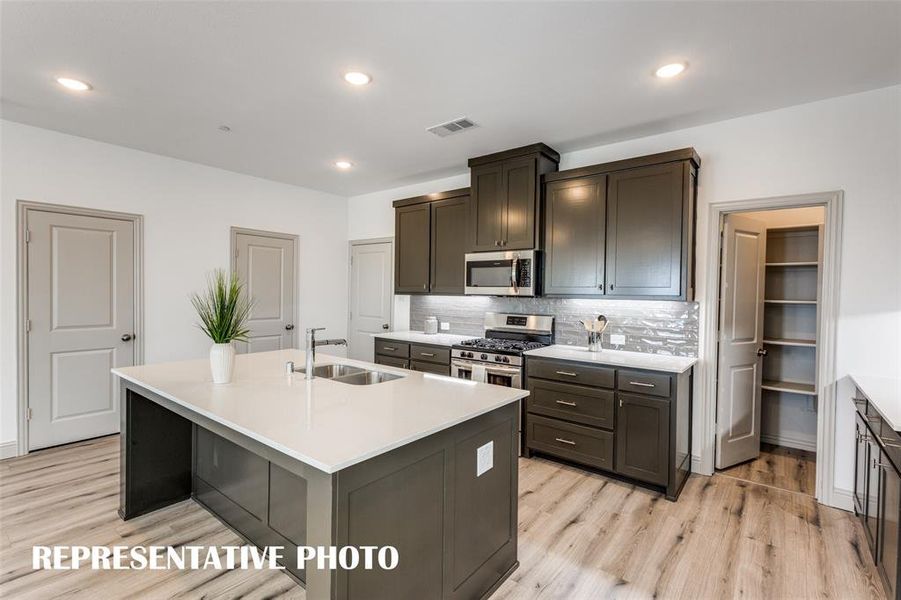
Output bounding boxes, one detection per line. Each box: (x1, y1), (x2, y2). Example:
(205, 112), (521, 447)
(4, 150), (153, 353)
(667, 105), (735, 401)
(866, 435), (882, 554)
(195, 428), (268, 521)
(606, 162), (685, 297)
(469, 163), (505, 251)
(615, 392), (670, 486)
(879, 450), (900, 600)
(430, 195), (468, 294)
(855, 413), (869, 517)
(395, 203), (431, 293)
(501, 157), (537, 250)
(544, 175), (606, 296)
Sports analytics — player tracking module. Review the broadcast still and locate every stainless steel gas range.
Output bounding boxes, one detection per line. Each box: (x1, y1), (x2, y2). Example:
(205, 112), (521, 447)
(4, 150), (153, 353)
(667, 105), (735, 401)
(450, 313), (554, 389)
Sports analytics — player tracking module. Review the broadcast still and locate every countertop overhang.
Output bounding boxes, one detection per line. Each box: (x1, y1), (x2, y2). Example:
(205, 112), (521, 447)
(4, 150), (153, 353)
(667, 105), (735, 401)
(113, 350), (527, 474)
(371, 330), (475, 346)
(524, 345), (697, 373)
(851, 374), (901, 431)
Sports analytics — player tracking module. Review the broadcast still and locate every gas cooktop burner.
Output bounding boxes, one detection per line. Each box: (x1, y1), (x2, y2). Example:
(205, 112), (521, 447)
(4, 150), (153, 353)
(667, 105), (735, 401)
(456, 338), (548, 355)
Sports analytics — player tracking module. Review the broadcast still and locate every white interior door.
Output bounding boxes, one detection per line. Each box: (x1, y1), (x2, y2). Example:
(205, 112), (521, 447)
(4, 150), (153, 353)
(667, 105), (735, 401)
(233, 230), (296, 353)
(26, 209), (135, 450)
(348, 241), (393, 361)
(716, 213), (767, 469)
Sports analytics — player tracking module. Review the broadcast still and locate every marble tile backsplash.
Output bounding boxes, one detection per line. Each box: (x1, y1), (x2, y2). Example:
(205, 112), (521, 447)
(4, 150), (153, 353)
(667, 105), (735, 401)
(409, 296), (699, 357)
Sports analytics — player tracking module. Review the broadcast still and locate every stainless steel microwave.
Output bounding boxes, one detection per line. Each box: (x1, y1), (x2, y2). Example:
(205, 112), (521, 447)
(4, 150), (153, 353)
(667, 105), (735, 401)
(464, 250), (537, 296)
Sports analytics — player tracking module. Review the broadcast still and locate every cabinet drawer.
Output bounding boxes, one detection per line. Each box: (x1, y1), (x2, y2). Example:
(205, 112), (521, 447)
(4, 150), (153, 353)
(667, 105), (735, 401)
(374, 340), (410, 358)
(526, 415), (613, 471)
(410, 344), (450, 365)
(375, 355), (409, 369)
(526, 358), (614, 388)
(879, 422), (901, 472)
(411, 360), (450, 376)
(618, 370), (671, 398)
(526, 379), (614, 430)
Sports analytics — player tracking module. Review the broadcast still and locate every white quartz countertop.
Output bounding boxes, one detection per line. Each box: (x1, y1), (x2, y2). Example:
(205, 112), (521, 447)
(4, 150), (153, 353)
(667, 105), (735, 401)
(372, 331), (475, 346)
(524, 345), (698, 374)
(851, 374), (901, 431)
(113, 350), (526, 474)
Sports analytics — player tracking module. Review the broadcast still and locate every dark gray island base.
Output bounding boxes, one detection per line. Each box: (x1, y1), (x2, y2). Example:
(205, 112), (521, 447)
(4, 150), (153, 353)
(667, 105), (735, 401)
(118, 380), (519, 600)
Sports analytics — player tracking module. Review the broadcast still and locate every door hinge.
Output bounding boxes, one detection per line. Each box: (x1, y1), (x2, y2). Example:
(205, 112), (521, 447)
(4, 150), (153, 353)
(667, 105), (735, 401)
(24, 230), (31, 243)
(26, 408), (33, 421)
(25, 319), (32, 333)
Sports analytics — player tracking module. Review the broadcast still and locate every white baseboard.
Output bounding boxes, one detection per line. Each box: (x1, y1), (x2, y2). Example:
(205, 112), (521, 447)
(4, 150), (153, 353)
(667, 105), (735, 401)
(760, 432), (817, 452)
(0, 440), (19, 460)
(829, 487), (854, 512)
(691, 454), (709, 476)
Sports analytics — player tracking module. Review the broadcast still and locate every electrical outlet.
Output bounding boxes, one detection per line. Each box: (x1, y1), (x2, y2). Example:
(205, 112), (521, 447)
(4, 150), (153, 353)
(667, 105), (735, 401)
(476, 441), (493, 477)
(440, 322), (450, 331)
(610, 334), (626, 346)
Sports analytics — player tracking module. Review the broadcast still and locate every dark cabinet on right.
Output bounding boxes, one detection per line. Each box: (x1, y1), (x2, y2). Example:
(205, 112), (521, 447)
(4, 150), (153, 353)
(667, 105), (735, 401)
(615, 392), (670, 486)
(853, 388), (901, 599)
(543, 148), (699, 301)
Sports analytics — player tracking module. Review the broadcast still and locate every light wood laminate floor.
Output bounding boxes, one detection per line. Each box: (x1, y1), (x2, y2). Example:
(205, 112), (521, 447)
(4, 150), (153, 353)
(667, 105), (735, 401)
(718, 443), (817, 496)
(0, 436), (883, 599)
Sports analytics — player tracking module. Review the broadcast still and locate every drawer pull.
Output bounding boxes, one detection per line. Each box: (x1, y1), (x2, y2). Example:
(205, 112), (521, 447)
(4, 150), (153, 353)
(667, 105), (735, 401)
(629, 381), (656, 388)
(383, 346), (397, 351)
(554, 437), (576, 446)
(555, 400), (577, 407)
(878, 461), (894, 469)
(868, 416), (882, 423)
(881, 437), (901, 449)
(555, 371), (578, 377)
(419, 352), (436, 357)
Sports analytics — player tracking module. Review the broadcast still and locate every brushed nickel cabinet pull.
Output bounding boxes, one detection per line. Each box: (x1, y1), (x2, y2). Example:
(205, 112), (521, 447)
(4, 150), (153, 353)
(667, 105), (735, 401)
(556, 400), (577, 407)
(420, 352), (436, 357)
(881, 437), (901, 449)
(878, 461), (895, 469)
(554, 437), (576, 446)
(383, 346), (397, 351)
(629, 381), (655, 388)
(555, 371), (578, 377)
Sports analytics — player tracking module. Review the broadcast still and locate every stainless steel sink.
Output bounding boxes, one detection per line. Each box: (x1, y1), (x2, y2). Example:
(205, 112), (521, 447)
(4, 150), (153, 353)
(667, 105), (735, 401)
(297, 364), (366, 379)
(332, 370), (404, 385)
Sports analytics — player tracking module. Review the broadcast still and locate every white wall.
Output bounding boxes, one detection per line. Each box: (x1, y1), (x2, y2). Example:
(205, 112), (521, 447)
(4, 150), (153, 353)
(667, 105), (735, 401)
(347, 85), (901, 500)
(1, 121), (349, 448)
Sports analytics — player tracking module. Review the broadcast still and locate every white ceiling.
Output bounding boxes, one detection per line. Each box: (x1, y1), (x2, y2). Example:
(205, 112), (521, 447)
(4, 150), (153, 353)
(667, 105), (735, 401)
(2, 1), (899, 196)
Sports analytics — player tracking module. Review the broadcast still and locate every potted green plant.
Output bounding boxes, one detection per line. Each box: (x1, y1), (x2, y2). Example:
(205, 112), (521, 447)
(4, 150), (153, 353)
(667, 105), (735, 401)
(191, 269), (253, 384)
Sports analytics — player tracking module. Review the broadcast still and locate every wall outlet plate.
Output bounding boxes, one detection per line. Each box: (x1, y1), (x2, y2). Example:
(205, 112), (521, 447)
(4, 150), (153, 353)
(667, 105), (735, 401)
(440, 322), (450, 331)
(610, 334), (626, 346)
(476, 441), (493, 477)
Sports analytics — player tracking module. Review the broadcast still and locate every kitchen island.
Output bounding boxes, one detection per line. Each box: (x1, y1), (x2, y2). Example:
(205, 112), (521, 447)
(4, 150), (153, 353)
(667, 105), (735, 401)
(112, 349), (527, 599)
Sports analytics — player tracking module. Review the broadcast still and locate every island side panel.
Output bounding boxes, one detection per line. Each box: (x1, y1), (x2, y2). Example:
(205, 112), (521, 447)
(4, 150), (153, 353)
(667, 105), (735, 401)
(119, 381), (193, 520)
(332, 402), (519, 600)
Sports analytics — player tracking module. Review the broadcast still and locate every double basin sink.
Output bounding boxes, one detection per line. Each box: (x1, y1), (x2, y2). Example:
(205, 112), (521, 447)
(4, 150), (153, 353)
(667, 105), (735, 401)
(297, 363), (404, 385)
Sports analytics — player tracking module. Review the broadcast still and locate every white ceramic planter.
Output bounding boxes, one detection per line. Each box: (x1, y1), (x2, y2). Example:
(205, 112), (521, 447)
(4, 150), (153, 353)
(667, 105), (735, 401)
(209, 342), (236, 384)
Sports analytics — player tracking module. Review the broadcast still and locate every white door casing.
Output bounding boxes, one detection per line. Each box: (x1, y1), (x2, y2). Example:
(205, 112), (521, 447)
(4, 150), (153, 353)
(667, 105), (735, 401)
(715, 213), (767, 469)
(26, 210), (136, 450)
(348, 241), (393, 361)
(232, 229), (297, 354)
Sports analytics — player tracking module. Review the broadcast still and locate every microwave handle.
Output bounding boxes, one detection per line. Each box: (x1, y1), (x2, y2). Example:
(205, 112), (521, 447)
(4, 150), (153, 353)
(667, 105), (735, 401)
(511, 257), (519, 293)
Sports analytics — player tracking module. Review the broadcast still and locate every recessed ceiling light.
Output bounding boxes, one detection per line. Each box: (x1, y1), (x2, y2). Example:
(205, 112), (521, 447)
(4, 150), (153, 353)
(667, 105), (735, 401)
(655, 63), (687, 78)
(56, 77), (92, 91)
(343, 72), (371, 86)
(334, 160), (354, 170)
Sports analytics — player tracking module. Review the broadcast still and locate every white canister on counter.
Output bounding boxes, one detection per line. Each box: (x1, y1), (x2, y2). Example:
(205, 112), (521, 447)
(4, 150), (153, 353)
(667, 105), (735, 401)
(424, 316), (439, 334)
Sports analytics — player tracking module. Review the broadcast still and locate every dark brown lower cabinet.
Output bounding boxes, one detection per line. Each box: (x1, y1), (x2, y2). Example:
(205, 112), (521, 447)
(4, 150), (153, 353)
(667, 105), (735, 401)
(615, 393), (669, 486)
(853, 389), (901, 599)
(374, 355), (408, 369)
(411, 360), (450, 375)
(374, 337), (451, 376)
(524, 357), (692, 501)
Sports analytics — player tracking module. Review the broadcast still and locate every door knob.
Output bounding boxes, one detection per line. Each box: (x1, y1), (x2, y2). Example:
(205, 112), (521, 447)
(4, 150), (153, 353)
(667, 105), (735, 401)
(757, 347), (768, 357)
(285, 324), (295, 331)
(121, 334), (134, 342)
(382, 323), (390, 330)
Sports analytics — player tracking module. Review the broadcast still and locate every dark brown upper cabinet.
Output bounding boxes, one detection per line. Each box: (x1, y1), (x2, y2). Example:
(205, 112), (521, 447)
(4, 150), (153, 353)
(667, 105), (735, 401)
(393, 188), (470, 295)
(543, 174), (607, 296)
(467, 144), (559, 252)
(394, 202), (431, 293)
(543, 148), (699, 300)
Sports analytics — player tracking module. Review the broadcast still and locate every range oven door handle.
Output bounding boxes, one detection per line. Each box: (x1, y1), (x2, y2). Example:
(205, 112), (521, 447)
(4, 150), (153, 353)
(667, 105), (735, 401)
(451, 359), (521, 376)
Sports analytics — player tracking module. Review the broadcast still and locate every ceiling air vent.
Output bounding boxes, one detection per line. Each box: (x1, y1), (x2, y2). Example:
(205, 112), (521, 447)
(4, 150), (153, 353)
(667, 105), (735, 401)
(426, 117), (478, 138)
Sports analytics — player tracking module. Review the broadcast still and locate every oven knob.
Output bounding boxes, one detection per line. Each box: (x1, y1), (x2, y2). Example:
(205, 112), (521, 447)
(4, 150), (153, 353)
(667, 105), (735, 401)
(495, 355), (502, 361)
(481, 354), (488, 360)
(503, 356), (510, 363)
